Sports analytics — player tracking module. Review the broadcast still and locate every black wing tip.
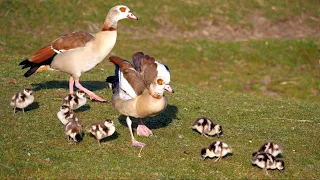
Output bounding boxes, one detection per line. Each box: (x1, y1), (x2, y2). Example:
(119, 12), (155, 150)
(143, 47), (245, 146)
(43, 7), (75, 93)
(106, 76), (117, 83)
(19, 59), (29, 66)
(24, 67), (38, 77)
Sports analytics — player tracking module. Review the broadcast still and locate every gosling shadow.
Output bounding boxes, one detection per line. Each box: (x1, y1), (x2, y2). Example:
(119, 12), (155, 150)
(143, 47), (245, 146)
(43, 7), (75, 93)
(203, 153), (233, 161)
(74, 104), (91, 113)
(85, 131), (119, 143)
(100, 131), (119, 143)
(13, 101), (40, 113)
(25, 101), (40, 112)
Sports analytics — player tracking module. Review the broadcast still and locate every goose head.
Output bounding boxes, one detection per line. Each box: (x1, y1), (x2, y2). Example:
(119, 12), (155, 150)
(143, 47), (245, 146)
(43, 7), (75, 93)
(149, 77), (174, 99)
(108, 5), (138, 21)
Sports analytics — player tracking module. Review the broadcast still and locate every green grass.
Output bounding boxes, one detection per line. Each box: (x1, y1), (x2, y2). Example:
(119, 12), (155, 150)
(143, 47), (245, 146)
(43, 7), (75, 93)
(1, 0), (320, 179)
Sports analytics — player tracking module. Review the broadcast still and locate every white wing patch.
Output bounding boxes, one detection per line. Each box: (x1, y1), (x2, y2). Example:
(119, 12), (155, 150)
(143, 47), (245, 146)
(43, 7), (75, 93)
(118, 68), (137, 99)
(51, 46), (74, 54)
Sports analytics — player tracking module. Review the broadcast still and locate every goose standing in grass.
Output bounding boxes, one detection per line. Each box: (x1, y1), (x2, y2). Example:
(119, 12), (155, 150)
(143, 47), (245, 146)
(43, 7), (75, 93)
(10, 88), (34, 114)
(106, 52), (174, 147)
(192, 117), (223, 138)
(201, 141), (232, 162)
(86, 119), (116, 145)
(252, 151), (285, 175)
(64, 119), (83, 144)
(19, 5), (138, 102)
(258, 141), (283, 157)
(63, 90), (87, 111)
(57, 105), (78, 125)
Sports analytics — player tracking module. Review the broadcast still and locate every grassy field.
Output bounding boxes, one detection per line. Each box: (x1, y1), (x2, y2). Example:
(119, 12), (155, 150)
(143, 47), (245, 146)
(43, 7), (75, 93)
(1, 0), (320, 179)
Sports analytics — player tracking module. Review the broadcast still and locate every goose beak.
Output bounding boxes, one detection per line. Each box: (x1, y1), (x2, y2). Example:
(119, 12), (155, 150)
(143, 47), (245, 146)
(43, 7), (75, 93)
(127, 12), (138, 20)
(164, 85), (174, 93)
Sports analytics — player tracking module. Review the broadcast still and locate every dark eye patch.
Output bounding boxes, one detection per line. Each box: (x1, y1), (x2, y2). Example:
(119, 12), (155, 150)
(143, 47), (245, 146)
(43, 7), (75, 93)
(120, 7), (126, 12)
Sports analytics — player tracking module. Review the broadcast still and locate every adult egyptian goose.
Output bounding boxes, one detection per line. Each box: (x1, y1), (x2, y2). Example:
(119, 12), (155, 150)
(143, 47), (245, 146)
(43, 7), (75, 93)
(19, 5), (138, 102)
(10, 88), (35, 114)
(106, 52), (174, 147)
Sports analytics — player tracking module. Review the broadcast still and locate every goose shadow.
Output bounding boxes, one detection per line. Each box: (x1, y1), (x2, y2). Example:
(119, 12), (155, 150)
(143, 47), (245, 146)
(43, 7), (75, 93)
(32, 80), (109, 92)
(118, 104), (179, 130)
(13, 101), (40, 113)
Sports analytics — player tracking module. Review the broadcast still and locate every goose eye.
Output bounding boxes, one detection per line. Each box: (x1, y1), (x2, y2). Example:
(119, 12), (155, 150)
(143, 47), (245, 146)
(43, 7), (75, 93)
(157, 78), (165, 85)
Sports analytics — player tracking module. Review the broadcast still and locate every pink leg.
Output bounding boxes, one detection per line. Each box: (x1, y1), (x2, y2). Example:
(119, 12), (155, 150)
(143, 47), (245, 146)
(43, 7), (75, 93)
(69, 76), (74, 94)
(126, 117), (146, 147)
(74, 80), (107, 102)
(137, 119), (153, 137)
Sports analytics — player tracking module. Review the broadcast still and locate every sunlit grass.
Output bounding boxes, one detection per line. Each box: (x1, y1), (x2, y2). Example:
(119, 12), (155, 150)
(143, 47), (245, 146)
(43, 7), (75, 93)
(0, 0), (319, 179)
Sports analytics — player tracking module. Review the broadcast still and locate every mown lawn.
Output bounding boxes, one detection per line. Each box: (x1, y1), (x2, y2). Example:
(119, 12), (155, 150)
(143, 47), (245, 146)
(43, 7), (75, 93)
(0, 0), (319, 179)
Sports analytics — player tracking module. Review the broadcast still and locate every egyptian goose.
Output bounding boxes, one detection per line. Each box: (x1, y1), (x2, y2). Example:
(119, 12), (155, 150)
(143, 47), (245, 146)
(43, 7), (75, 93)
(106, 52), (174, 147)
(252, 151), (285, 175)
(86, 119), (116, 145)
(64, 119), (83, 144)
(201, 141), (232, 162)
(257, 141), (283, 158)
(10, 88), (34, 114)
(19, 5), (138, 102)
(192, 117), (223, 138)
(63, 90), (87, 111)
(57, 105), (78, 125)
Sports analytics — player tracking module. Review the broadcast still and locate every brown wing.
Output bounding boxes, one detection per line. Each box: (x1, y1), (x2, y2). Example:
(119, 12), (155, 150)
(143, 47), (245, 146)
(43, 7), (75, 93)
(138, 54), (158, 87)
(29, 45), (56, 63)
(51, 31), (94, 52)
(109, 56), (146, 95)
(132, 52), (145, 72)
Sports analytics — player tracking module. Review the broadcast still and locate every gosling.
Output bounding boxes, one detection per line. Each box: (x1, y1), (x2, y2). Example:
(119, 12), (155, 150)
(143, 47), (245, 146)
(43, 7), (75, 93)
(63, 90), (87, 111)
(64, 119), (82, 144)
(252, 151), (285, 175)
(258, 141), (282, 158)
(201, 141), (232, 162)
(192, 117), (223, 138)
(86, 119), (116, 145)
(10, 88), (34, 114)
(57, 105), (78, 125)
